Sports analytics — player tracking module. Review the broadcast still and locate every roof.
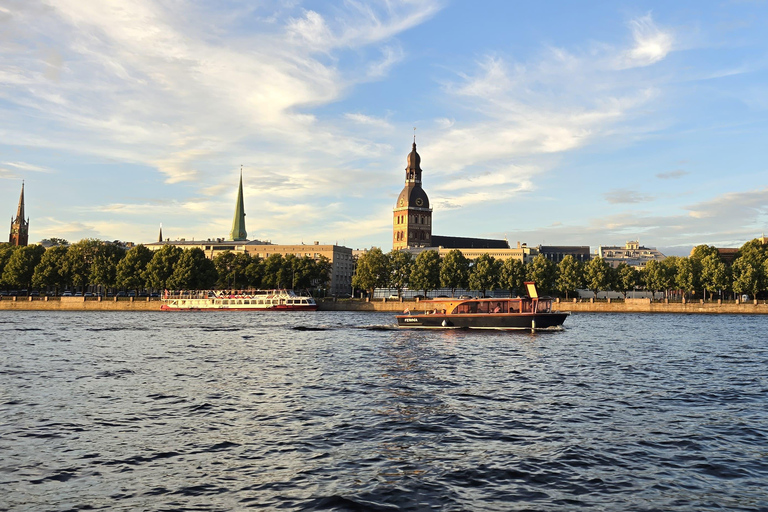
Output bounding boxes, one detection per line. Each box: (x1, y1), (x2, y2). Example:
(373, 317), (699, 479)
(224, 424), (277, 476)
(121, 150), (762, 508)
(431, 235), (509, 249)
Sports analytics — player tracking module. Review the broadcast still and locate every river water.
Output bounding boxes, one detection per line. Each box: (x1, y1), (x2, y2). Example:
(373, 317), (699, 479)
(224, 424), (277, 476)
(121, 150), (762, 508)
(1, 311), (767, 511)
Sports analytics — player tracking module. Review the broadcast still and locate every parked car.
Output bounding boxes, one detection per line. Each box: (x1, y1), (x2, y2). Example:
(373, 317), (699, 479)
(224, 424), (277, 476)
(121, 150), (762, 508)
(29, 291), (40, 297)
(387, 294), (400, 300)
(127, 291), (137, 297)
(84, 292), (94, 297)
(62, 291), (73, 297)
(116, 291), (127, 297)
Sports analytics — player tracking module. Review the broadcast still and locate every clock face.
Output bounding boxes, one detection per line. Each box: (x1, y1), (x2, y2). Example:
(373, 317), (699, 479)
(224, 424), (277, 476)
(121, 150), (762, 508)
(415, 198), (423, 206)
(399, 198), (404, 206)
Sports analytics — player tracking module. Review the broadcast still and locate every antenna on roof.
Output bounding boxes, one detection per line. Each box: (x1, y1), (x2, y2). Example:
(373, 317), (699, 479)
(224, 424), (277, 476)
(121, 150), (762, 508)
(413, 126), (416, 144)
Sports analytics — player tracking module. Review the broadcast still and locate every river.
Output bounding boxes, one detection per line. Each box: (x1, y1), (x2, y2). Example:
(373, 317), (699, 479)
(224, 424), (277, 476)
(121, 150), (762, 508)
(1, 311), (767, 511)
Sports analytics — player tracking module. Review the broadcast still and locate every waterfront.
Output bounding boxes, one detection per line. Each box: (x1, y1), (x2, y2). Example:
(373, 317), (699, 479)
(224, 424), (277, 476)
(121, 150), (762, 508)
(1, 311), (767, 511)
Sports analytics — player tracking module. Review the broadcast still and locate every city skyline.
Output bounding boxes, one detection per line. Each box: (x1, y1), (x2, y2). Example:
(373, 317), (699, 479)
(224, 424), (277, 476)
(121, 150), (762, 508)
(2, 1), (767, 255)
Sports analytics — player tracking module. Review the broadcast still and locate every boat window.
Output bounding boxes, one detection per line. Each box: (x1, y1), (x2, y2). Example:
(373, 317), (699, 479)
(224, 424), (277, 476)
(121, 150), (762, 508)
(243, 300), (249, 304)
(237, 300), (243, 305)
(301, 300), (307, 304)
(508, 301), (520, 313)
(476, 302), (490, 314)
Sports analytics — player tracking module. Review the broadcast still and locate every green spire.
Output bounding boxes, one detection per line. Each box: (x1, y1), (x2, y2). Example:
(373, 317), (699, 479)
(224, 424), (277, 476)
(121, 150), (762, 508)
(229, 166), (247, 241)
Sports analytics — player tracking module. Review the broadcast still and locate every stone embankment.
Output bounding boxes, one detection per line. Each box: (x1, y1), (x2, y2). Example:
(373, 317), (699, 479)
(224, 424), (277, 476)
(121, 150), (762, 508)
(2, 296), (766, 314)
(0, 296), (161, 311)
(318, 297), (768, 314)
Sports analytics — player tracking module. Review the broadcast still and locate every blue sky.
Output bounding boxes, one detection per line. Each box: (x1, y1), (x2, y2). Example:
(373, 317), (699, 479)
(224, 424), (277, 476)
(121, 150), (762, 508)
(1, 0), (767, 255)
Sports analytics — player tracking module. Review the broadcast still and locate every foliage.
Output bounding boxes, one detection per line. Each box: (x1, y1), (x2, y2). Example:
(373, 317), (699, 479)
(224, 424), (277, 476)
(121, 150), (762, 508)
(731, 258), (762, 299)
(261, 254), (285, 289)
(90, 244), (126, 291)
(584, 256), (612, 299)
(468, 254), (500, 296)
(63, 239), (103, 290)
(700, 253), (727, 300)
(144, 244), (184, 290)
(409, 250), (441, 295)
(613, 263), (639, 299)
(352, 248), (390, 296)
(526, 254), (556, 295)
(214, 251), (251, 289)
(116, 245), (153, 291)
(689, 244), (719, 263)
(500, 257), (526, 296)
(168, 248), (217, 290)
(673, 257), (696, 298)
(32, 245), (70, 292)
(556, 255), (583, 299)
(439, 249), (469, 296)
(2, 244), (46, 289)
(389, 250), (414, 297)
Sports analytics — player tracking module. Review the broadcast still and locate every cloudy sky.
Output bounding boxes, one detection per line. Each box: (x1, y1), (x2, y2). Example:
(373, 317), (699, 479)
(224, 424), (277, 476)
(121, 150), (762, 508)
(1, 1), (767, 255)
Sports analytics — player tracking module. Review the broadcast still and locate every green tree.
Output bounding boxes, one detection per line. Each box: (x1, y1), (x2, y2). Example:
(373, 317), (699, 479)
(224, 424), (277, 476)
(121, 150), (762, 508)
(468, 254), (500, 297)
(500, 257), (526, 296)
(0, 245), (19, 286)
(144, 244), (184, 290)
(614, 263), (639, 299)
(732, 258), (762, 300)
(90, 244), (125, 293)
(214, 251), (251, 288)
(674, 257), (696, 300)
(409, 250), (441, 297)
(63, 239), (103, 291)
(700, 253), (727, 301)
(245, 256), (264, 288)
(527, 254), (556, 295)
(352, 248), (390, 297)
(2, 245), (46, 290)
(556, 255), (584, 299)
(440, 249), (469, 297)
(116, 245), (153, 292)
(168, 248), (217, 289)
(737, 238), (768, 268)
(291, 256), (319, 290)
(389, 250), (414, 297)
(644, 259), (673, 299)
(584, 256), (611, 299)
(689, 244), (719, 263)
(313, 256), (332, 292)
(261, 253), (285, 289)
(32, 245), (70, 294)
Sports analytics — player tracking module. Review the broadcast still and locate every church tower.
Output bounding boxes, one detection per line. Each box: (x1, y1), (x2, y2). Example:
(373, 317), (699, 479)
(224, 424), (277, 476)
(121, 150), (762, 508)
(393, 142), (432, 250)
(229, 167), (247, 241)
(9, 182), (29, 247)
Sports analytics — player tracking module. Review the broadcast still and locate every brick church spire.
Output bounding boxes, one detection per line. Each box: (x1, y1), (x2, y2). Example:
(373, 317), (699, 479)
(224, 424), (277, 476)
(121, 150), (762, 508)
(229, 166), (247, 241)
(9, 181), (29, 246)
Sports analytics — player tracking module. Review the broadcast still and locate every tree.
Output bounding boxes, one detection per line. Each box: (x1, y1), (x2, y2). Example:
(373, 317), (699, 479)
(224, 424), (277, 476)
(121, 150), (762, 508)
(32, 245), (70, 294)
(440, 249), (469, 297)
(500, 257), (526, 296)
(614, 263), (639, 299)
(409, 250), (441, 296)
(261, 254), (285, 289)
(556, 255), (584, 299)
(144, 244), (184, 290)
(689, 244), (719, 263)
(674, 257), (697, 300)
(352, 248), (389, 297)
(168, 248), (217, 289)
(527, 254), (556, 295)
(700, 253), (727, 301)
(732, 258), (762, 300)
(291, 256), (319, 290)
(245, 256), (264, 288)
(644, 259), (673, 299)
(90, 244), (125, 293)
(116, 245), (153, 292)
(737, 238), (768, 268)
(2, 245), (46, 290)
(584, 256), (611, 299)
(63, 239), (103, 291)
(389, 250), (414, 297)
(0, 245), (19, 286)
(214, 251), (251, 289)
(469, 254), (500, 297)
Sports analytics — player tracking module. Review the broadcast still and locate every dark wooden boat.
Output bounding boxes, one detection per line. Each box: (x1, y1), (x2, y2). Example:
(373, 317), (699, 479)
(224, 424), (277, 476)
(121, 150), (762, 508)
(395, 282), (568, 330)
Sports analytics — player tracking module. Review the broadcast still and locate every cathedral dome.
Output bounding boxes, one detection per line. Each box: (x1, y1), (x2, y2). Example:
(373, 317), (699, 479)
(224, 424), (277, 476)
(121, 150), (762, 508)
(407, 142), (420, 170)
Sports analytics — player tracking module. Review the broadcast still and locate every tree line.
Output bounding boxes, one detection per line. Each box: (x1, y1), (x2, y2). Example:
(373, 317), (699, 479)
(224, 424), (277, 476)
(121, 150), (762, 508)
(352, 239), (768, 300)
(0, 239), (331, 294)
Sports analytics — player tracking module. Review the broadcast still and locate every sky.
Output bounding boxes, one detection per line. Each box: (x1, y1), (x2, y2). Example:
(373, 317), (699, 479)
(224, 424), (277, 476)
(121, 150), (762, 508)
(1, 0), (767, 256)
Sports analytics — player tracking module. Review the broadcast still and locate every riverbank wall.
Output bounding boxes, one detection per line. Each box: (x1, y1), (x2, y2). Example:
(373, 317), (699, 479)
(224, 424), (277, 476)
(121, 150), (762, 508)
(2, 297), (767, 314)
(317, 297), (768, 314)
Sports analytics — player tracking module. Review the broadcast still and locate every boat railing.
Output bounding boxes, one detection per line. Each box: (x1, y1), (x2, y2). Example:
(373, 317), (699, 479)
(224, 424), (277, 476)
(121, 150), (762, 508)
(163, 289), (314, 300)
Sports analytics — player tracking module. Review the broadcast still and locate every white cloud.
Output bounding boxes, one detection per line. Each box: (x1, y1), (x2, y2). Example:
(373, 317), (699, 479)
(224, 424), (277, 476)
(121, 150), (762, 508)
(623, 14), (674, 68)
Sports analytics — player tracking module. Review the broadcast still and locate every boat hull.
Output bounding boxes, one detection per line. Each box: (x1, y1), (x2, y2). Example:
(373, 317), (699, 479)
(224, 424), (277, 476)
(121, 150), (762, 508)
(160, 304), (318, 311)
(395, 312), (568, 330)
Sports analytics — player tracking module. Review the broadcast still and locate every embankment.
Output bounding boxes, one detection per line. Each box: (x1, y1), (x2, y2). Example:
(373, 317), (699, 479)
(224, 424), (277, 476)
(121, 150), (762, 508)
(1, 297), (766, 314)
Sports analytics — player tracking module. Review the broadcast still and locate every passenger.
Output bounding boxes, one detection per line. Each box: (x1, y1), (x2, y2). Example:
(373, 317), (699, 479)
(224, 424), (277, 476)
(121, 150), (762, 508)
(404, 307), (410, 315)
(493, 304), (501, 313)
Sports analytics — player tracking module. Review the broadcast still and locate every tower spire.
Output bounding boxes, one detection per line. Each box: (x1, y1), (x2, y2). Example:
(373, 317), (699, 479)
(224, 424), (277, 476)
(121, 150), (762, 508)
(9, 181), (29, 246)
(229, 166), (247, 241)
(158, 223), (163, 243)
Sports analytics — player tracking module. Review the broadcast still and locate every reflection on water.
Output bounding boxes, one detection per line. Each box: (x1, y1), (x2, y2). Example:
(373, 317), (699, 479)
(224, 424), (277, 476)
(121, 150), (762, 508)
(1, 311), (767, 511)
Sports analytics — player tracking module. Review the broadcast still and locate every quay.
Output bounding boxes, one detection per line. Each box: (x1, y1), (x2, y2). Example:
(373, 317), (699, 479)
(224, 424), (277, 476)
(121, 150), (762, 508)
(2, 296), (768, 314)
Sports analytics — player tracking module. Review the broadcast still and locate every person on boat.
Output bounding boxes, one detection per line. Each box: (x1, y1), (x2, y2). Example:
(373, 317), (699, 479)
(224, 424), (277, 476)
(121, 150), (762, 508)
(493, 304), (501, 313)
(403, 307), (410, 315)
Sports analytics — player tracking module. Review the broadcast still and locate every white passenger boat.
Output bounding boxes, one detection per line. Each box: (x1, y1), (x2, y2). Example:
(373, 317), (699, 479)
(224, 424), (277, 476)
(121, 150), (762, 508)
(161, 289), (318, 311)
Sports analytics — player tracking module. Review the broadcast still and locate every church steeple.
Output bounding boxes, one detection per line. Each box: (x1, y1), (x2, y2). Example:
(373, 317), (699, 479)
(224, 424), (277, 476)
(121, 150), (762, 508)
(9, 181), (29, 246)
(393, 141), (432, 250)
(229, 166), (247, 241)
(158, 223), (163, 243)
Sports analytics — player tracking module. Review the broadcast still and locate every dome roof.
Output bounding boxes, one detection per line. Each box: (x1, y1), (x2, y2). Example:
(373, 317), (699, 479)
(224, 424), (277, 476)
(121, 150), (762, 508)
(396, 185), (430, 209)
(407, 142), (420, 170)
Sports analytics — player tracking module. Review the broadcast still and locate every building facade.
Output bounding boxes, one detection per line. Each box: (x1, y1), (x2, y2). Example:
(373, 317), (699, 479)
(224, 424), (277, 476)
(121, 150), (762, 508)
(538, 245), (591, 264)
(598, 241), (665, 269)
(8, 182), (29, 246)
